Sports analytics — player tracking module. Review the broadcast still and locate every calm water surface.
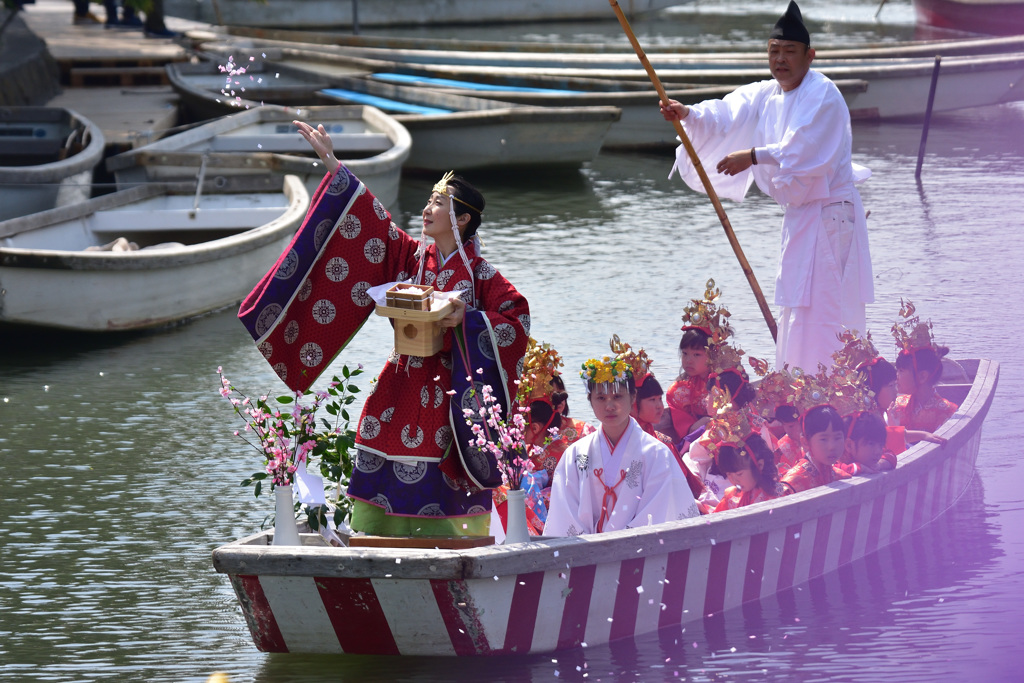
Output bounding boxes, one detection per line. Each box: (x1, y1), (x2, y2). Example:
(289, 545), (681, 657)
(2, 4), (1023, 681)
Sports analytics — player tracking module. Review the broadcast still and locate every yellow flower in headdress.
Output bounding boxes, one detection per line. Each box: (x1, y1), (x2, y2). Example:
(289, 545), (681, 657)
(891, 298), (939, 355)
(516, 337), (564, 405)
(580, 355), (632, 386)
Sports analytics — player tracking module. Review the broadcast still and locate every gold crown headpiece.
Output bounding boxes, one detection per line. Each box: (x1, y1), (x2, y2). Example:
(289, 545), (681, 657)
(580, 355), (633, 392)
(890, 298), (937, 355)
(831, 329), (879, 374)
(681, 278), (733, 344)
(749, 367), (801, 421)
(708, 340), (745, 375)
(516, 337), (564, 404)
(432, 170), (482, 214)
(704, 385), (754, 460)
(788, 366), (875, 418)
(609, 334), (652, 385)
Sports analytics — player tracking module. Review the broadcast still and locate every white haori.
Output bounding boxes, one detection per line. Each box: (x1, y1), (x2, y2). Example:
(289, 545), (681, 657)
(545, 418), (700, 537)
(668, 70), (874, 371)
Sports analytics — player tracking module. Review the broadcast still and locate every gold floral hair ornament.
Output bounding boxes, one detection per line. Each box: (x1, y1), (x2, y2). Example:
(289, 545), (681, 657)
(786, 365), (875, 418)
(703, 385), (754, 460)
(747, 355), (771, 378)
(609, 334), (652, 387)
(708, 340), (745, 375)
(580, 355), (633, 394)
(750, 367), (801, 421)
(432, 170), (483, 214)
(516, 337), (564, 404)
(890, 298), (938, 355)
(831, 329), (879, 373)
(681, 278), (733, 343)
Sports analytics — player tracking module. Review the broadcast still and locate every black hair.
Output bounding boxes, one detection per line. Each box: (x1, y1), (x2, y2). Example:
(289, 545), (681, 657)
(635, 375), (664, 402)
(549, 375), (569, 416)
(446, 175), (485, 244)
(529, 399), (563, 433)
(857, 356), (897, 395)
(894, 346), (949, 386)
(678, 328), (710, 352)
(844, 411), (887, 445)
(706, 367), (755, 408)
(802, 405), (845, 439)
(774, 405), (800, 424)
(716, 436), (778, 492)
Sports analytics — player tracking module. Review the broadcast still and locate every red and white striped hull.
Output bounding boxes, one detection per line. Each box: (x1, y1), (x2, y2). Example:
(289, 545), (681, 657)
(213, 359), (998, 656)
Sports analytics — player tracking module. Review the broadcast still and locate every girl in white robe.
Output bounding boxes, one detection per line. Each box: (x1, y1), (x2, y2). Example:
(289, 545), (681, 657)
(545, 357), (701, 537)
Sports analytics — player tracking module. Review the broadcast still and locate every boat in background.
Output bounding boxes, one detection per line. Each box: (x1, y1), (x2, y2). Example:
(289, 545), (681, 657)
(164, 0), (687, 29)
(105, 105), (411, 209)
(315, 76), (621, 171)
(0, 107), (105, 222)
(166, 60), (360, 122)
(213, 359), (998, 655)
(223, 24), (1024, 58)
(0, 176), (308, 332)
(269, 44), (1024, 120)
(913, 0), (1024, 37)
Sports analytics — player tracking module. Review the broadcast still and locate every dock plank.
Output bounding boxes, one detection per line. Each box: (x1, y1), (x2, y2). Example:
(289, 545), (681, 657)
(45, 86), (179, 150)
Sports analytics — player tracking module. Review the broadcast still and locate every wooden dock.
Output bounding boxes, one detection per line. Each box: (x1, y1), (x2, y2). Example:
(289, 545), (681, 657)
(14, 0), (217, 149)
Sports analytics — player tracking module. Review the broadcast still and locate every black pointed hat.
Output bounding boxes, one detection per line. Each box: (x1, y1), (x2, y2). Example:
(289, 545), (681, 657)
(770, 1), (810, 46)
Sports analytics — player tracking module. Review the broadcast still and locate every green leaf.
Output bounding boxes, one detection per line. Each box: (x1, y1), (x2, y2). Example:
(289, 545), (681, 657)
(276, 395), (294, 404)
(347, 385), (360, 393)
(254, 480), (262, 497)
(342, 366), (350, 379)
(325, 403), (338, 416)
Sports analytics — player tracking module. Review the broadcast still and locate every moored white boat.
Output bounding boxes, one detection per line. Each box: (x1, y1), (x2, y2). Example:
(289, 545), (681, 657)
(245, 43), (1024, 120)
(312, 76), (621, 172)
(164, 0), (687, 29)
(212, 358), (998, 656)
(0, 107), (105, 222)
(105, 105), (411, 209)
(0, 176), (308, 332)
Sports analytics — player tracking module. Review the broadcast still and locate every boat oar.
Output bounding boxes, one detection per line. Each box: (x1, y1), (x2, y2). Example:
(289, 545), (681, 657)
(607, 0), (778, 342)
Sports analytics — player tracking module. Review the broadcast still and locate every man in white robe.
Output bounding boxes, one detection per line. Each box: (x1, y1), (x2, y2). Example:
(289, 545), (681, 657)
(545, 363), (700, 537)
(661, 1), (874, 373)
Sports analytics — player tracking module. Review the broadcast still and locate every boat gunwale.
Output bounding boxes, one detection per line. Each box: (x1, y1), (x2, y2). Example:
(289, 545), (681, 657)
(0, 107), (106, 183)
(105, 104), (412, 179)
(0, 175), (309, 271)
(211, 358), (997, 582)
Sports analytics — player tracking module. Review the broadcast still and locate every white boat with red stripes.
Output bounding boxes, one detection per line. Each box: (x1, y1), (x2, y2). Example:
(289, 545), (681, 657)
(212, 357), (997, 656)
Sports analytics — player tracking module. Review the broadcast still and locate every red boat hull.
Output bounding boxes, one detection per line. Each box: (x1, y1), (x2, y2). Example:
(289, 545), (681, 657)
(913, 0), (1024, 36)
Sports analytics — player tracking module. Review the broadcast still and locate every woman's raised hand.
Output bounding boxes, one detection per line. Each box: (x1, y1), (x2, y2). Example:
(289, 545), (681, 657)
(294, 120), (340, 175)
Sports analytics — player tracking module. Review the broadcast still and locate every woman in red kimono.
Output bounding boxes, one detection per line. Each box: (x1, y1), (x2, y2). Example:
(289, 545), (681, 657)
(240, 121), (529, 538)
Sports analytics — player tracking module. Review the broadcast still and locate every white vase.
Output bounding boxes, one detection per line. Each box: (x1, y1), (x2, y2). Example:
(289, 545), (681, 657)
(273, 484), (301, 546)
(504, 488), (530, 545)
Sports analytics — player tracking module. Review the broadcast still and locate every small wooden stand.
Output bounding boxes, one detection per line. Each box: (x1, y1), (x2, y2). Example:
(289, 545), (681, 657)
(348, 535), (495, 549)
(375, 284), (454, 357)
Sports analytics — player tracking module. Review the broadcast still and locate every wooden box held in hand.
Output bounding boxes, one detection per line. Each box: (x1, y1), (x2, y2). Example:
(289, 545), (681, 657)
(375, 283), (454, 357)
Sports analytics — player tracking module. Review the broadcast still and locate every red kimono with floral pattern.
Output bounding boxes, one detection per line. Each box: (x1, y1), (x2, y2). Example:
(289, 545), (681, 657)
(666, 374), (709, 438)
(780, 458), (851, 495)
(239, 168), (529, 521)
(888, 391), (957, 432)
(774, 434), (804, 476)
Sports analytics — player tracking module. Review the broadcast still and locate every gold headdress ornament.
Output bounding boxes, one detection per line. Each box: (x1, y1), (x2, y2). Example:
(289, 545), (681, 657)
(890, 298), (938, 355)
(681, 278), (733, 343)
(789, 366), (874, 418)
(516, 338), (564, 404)
(580, 355), (633, 393)
(609, 334), (652, 386)
(703, 384), (755, 460)
(831, 329), (879, 373)
(749, 367), (801, 421)
(432, 170), (482, 214)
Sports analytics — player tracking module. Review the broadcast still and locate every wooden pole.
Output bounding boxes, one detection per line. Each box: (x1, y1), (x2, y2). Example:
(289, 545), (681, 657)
(607, 0), (777, 341)
(874, 0), (889, 19)
(915, 56), (942, 181)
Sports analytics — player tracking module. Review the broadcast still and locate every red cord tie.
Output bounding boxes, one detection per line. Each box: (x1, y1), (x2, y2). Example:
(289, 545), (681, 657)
(594, 467), (627, 533)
